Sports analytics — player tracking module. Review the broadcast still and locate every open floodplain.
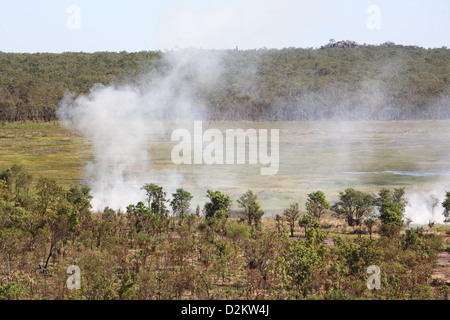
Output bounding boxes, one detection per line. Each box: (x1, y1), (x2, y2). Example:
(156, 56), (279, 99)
(2, 120), (450, 219)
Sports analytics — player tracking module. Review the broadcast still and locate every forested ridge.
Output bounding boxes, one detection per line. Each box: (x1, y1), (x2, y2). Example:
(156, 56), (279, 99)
(0, 41), (449, 122)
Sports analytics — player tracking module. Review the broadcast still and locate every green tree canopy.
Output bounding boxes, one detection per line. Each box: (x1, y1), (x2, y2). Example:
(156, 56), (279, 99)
(0, 45), (449, 122)
(283, 202), (300, 237)
(237, 190), (265, 228)
(204, 189), (232, 221)
(305, 190), (330, 221)
(141, 183), (167, 216)
(376, 187), (408, 214)
(170, 188), (193, 221)
(331, 188), (376, 226)
(441, 191), (450, 223)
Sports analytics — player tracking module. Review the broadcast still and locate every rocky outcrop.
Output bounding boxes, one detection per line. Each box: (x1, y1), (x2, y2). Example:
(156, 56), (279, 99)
(320, 40), (409, 50)
(321, 40), (363, 49)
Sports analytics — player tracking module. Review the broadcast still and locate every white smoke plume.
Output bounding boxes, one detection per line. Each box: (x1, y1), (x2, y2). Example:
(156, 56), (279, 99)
(404, 189), (448, 225)
(55, 47), (450, 226)
(402, 106), (450, 225)
(57, 50), (224, 211)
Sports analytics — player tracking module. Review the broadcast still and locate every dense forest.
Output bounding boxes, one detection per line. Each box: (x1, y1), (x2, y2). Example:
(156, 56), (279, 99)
(0, 164), (448, 300)
(0, 41), (449, 122)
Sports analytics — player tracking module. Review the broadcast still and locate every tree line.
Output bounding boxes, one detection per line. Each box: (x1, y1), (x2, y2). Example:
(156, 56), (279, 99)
(0, 42), (449, 122)
(0, 164), (448, 300)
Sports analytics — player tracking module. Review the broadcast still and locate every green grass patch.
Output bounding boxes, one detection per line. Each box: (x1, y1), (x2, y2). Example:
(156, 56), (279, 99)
(2, 120), (450, 211)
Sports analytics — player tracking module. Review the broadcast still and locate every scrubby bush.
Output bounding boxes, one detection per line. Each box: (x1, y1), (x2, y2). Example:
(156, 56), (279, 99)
(0, 165), (447, 300)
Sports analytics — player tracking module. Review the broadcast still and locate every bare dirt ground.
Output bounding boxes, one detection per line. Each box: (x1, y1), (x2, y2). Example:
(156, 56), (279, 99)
(323, 237), (335, 246)
(432, 251), (450, 286)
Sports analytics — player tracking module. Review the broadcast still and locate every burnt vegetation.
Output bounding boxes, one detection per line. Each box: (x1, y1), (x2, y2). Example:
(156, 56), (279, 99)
(0, 165), (448, 300)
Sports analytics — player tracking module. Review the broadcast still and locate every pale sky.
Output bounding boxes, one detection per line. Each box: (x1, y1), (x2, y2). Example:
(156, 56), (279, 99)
(0, 0), (448, 53)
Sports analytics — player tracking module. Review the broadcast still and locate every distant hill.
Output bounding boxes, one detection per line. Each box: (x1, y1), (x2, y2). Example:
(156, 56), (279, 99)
(0, 42), (449, 122)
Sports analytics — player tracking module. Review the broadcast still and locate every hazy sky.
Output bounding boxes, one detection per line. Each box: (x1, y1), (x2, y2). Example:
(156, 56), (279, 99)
(0, 0), (448, 53)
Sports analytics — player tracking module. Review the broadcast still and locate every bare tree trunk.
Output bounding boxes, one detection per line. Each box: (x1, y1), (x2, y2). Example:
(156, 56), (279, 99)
(44, 243), (54, 270)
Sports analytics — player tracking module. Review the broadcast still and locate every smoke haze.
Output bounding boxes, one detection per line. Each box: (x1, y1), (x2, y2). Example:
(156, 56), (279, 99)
(57, 48), (450, 225)
(57, 50), (224, 211)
